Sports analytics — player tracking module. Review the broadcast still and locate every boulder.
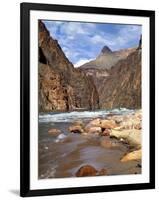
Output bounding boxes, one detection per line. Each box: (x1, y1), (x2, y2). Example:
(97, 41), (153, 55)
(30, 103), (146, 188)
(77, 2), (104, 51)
(86, 118), (101, 127)
(121, 149), (142, 162)
(87, 126), (102, 135)
(68, 125), (84, 133)
(75, 165), (107, 177)
(134, 110), (142, 119)
(100, 119), (118, 129)
(100, 128), (110, 136)
(110, 129), (141, 148)
(76, 165), (98, 177)
(134, 123), (142, 130)
(85, 119), (117, 133)
(48, 128), (61, 135)
(107, 115), (124, 124)
(114, 111), (142, 130)
(120, 118), (141, 130)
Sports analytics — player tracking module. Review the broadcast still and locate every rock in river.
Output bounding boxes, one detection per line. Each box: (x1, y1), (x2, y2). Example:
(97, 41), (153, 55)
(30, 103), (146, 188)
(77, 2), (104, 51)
(76, 165), (98, 177)
(100, 128), (110, 136)
(110, 129), (141, 148)
(121, 149), (142, 162)
(68, 124), (84, 134)
(75, 165), (107, 177)
(48, 128), (61, 135)
(86, 126), (102, 135)
(87, 118), (101, 127)
(100, 119), (118, 129)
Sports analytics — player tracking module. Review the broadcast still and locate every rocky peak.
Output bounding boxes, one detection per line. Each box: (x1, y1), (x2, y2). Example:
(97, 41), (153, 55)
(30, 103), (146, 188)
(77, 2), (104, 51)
(100, 45), (112, 54)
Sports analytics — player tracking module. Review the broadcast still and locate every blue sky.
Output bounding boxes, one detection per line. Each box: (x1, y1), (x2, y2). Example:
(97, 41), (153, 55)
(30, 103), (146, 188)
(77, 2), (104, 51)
(43, 20), (141, 67)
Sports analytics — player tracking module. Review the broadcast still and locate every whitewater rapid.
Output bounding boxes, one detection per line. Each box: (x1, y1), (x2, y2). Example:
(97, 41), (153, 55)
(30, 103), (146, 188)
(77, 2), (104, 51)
(39, 108), (134, 123)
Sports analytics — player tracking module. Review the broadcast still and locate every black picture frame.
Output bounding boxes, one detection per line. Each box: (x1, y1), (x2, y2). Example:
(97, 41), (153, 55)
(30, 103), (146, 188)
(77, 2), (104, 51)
(20, 2), (155, 197)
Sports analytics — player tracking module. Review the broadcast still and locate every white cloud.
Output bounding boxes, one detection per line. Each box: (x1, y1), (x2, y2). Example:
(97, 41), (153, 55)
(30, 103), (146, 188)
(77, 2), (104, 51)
(89, 25), (141, 50)
(90, 34), (115, 47)
(63, 23), (85, 35)
(91, 35), (105, 44)
(59, 22), (96, 40)
(74, 58), (93, 68)
(90, 25), (141, 50)
(116, 25), (141, 46)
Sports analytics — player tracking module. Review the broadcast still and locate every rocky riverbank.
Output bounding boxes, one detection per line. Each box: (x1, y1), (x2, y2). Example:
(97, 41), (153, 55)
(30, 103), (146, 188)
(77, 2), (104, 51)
(67, 109), (142, 165)
(43, 109), (142, 178)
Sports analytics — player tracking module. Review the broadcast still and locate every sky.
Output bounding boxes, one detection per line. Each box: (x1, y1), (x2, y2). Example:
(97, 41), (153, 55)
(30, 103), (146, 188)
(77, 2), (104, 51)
(43, 20), (141, 67)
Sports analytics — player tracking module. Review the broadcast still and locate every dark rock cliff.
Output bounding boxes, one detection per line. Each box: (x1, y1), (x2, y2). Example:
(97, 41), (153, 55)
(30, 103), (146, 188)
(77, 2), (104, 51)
(38, 21), (99, 112)
(99, 47), (141, 109)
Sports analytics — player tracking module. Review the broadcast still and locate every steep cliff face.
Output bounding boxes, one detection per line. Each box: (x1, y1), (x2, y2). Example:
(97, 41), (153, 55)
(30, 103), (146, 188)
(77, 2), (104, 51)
(99, 48), (141, 109)
(80, 69), (109, 95)
(38, 21), (99, 112)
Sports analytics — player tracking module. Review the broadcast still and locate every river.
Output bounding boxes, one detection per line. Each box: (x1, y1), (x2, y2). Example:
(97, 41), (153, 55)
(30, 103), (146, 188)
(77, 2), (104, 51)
(38, 109), (141, 179)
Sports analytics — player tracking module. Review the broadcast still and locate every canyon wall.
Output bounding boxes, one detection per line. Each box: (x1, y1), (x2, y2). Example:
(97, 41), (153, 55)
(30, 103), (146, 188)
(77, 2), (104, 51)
(38, 21), (99, 112)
